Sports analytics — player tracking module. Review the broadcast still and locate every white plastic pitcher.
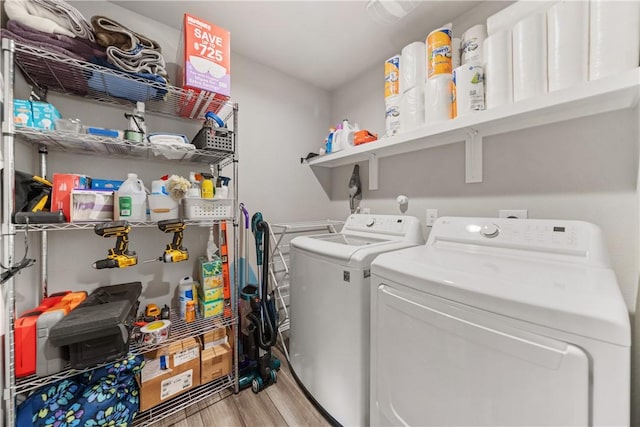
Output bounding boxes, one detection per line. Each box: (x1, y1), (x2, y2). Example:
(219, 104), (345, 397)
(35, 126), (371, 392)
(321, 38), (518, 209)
(115, 173), (147, 221)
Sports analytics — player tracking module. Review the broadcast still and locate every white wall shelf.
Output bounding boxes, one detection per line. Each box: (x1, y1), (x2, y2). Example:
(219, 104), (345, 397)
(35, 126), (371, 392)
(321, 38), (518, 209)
(308, 68), (640, 189)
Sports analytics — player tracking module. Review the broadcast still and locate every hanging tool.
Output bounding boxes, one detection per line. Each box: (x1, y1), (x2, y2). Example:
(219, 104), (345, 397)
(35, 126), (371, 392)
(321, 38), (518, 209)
(220, 220), (231, 318)
(348, 164), (362, 214)
(146, 219), (189, 263)
(92, 221), (137, 269)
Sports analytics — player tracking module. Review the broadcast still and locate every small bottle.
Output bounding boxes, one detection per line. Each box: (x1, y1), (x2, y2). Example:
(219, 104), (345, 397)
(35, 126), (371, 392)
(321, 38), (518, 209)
(185, 300), (196, 323)
(201, 178), (214, 199)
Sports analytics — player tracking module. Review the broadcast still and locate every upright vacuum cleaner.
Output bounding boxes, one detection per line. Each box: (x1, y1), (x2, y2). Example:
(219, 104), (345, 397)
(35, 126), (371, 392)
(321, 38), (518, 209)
(238, 212), (281, 393)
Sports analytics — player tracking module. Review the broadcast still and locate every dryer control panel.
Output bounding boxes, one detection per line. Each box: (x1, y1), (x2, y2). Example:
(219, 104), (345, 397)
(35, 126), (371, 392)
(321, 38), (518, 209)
(344, 214), (423, 242)
(428, 217), (609, 266)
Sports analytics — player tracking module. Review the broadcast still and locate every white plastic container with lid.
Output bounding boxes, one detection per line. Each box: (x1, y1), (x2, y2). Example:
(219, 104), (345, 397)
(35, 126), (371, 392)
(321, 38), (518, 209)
(115, 173), (147, 221)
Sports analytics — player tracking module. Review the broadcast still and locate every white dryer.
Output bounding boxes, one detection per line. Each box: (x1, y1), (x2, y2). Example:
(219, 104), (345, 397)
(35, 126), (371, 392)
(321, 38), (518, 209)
(289, 214), (424, 426)
(370, 217), (630, 427)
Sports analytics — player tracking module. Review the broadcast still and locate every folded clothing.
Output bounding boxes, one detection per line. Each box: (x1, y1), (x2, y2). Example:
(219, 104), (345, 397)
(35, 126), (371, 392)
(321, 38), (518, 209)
(4, 0), (94, 41)
(92, 15), (167, 77)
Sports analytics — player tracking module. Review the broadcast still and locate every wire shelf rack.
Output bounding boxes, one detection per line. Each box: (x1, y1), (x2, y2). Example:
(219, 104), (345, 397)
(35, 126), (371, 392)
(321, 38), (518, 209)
(16, 127), (234, 166)
(12, 42), (233, 122)
(14, 311), (236, 395)
(132, 374), (235, 427)
(14, 218), (232, 232)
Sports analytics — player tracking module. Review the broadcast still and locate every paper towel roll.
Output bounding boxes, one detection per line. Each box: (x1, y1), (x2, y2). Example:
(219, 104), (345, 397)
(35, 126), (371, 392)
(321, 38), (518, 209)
(400, 41), (426, 93)
(385, 95), (401, 136)
(427, 24), (453, 78)
(385, 55), (401, 99)
(425, 74), (452, 125)
(483, 30), (513, 109)
(548, 1), (589, 92)
(400, 86), (425, 132)
(461, 24), (487, 65)
(513, 13), (547, 102)
(590, 0), (640, 81)
(452, 37), (461, 70)
(453, 64), (485, 117)
(487, 1), (557, 35)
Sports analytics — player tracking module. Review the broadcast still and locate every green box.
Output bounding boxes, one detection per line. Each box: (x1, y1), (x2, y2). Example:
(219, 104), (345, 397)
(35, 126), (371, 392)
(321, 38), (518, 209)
(198, 282), (223, 302)
(198, 297), (223, 318)
(198, 256), (223, 289)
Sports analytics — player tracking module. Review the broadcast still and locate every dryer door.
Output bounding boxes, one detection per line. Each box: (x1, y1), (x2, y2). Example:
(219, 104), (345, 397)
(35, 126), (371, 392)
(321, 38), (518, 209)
(371, 282), (590, 427)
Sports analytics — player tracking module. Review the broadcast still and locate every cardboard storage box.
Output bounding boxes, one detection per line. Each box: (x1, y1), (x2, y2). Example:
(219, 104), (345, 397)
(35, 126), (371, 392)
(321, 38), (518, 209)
(138, 337), (201, 412)
(70, 190), (114, 222)
(200, 327), (232, 384)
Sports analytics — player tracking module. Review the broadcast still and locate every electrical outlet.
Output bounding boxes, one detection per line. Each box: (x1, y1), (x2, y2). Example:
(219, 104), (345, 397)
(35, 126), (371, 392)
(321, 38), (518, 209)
(499, 209), (528, 219)
(361, 207), (371, 214)
(426, 209), (438, 227)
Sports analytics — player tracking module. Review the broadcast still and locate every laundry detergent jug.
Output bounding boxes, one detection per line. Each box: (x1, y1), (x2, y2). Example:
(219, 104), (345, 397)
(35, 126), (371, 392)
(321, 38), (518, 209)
(115, 173), (147, 221)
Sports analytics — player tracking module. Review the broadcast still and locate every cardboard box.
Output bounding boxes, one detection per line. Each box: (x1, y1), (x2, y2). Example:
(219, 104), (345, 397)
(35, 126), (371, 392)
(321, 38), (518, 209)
(13, 99), (33, 127)
(201, 327), (228, 350)
(31, 101), (61, 130)
(51, 173), (91, 221)
(200, 342), (231, 384)
(198, 297), (223, 318)
(70, 190), (113, 222)
(198, 281), (223, 302)
(198, 256), (223, 289)
(138, 337), (201, 412)
(177, 14), (231, 97)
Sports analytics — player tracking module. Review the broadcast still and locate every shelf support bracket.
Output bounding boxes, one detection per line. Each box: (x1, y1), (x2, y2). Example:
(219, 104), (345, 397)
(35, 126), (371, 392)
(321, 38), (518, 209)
(368, 153), (379, 190)
(464, 128), (483, 183)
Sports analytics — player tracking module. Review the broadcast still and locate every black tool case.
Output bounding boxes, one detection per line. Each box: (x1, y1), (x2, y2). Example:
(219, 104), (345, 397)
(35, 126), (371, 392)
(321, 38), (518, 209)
(49, 282), (142, 369)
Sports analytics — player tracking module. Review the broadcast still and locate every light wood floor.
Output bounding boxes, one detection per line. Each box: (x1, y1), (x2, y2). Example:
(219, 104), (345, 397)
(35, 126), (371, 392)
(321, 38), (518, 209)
(156, 346), (331, 427)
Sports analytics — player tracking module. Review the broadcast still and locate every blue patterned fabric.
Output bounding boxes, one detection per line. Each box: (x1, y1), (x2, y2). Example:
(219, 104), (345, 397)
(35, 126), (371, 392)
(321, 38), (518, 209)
(17, 355), (144, 427)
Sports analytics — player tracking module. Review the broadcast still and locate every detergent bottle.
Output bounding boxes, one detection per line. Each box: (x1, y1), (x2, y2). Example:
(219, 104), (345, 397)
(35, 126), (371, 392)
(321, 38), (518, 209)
(332, 123), (344, 153)
(115, 173), (147, 221)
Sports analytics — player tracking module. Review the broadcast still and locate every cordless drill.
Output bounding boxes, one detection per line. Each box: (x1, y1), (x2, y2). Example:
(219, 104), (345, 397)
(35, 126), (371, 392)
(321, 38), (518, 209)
(92, 221), (138, 269)
(156, 219), (189, 263)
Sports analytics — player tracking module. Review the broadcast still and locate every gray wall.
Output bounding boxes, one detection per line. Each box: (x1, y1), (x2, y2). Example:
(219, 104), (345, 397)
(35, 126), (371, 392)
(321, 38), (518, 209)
(8, 0), (334, 313)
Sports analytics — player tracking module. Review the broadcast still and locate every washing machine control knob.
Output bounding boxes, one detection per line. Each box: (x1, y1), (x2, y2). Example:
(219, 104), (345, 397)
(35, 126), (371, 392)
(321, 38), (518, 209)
(480, 224), (500, 238)
(366, 218), (376, 227)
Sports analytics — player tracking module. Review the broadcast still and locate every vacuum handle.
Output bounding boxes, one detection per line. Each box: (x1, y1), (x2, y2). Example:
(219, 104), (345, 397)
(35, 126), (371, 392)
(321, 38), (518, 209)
(240, 203), (249, 229)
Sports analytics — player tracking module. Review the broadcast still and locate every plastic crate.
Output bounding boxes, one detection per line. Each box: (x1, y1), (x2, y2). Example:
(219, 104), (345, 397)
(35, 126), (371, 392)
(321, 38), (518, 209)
(192, 127), (234, 153)
(183, 198), (233, 219)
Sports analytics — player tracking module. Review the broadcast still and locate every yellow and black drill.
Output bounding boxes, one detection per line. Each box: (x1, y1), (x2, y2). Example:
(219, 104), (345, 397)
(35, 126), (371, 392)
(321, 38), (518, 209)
(156, 219), (189, 263)
(92, 221), (138, 269)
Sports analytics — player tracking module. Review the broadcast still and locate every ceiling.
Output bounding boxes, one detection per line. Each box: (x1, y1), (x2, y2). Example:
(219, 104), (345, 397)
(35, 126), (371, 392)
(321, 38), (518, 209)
(111, 1), (482, 91)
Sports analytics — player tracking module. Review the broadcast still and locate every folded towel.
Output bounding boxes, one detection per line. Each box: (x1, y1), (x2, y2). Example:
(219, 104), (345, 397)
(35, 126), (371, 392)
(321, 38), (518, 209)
(0, 28), (88, 95)
(4, 0), (75, 38)
(7, 20), (105, 61)
(91, 16), (161, 52)
(28, 0), (94, 41)
(91, 16), (166, 77)
(105, 45), (166, 76)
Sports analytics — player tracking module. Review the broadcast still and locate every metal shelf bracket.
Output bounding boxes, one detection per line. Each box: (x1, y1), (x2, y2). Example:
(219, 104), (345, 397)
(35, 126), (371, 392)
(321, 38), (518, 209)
(369, 153), (379, 190)
(464, 128), (483, 183)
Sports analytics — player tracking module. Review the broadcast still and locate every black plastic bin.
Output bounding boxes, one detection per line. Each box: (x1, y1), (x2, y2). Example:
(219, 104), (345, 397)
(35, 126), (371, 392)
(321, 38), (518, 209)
(49, 282), (142, 369)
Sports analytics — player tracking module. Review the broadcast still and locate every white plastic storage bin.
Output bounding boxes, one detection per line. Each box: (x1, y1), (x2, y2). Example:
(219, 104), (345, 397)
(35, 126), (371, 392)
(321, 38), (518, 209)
(183, 197), (233, 220)
(148, 194), (180, 221)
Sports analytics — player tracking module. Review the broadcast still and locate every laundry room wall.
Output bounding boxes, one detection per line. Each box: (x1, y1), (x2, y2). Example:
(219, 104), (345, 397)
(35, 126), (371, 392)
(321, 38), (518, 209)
(8, 1), (334, 314)
(326, 1), (640, 314)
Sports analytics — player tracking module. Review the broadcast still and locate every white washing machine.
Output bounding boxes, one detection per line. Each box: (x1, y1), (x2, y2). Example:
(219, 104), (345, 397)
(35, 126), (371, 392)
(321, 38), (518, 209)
(289, 214), (424, 426)
(370, 217), (631, 427)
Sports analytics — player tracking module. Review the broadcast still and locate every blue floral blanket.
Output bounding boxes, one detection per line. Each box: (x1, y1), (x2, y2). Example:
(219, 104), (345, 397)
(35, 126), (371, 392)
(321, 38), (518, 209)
(17, 354), (144, 427)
